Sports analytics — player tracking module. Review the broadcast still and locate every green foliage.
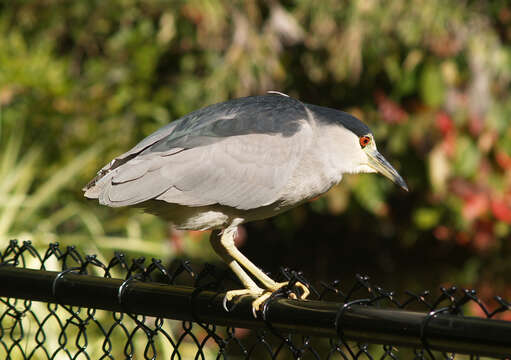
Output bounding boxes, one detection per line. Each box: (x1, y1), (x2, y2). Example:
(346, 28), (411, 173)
(1, 0), (511, 300)
(419, 62), (445, 108)
(413, 207), (442, 230)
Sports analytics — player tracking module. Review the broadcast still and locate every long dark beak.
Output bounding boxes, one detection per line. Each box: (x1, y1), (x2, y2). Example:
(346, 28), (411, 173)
(366, 148), (408, 191)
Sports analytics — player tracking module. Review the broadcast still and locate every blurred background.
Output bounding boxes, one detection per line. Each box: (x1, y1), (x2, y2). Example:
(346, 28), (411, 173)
(1, 0), (511, 317)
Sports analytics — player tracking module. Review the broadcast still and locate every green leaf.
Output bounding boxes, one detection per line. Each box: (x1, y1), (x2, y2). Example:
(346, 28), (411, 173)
(419, 63), (445, 108)
(413, 207), (442, 230)
(454, 136), (481, 178)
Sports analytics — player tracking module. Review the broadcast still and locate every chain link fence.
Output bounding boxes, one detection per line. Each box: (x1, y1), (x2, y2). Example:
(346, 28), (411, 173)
(1, 240), (510, 359)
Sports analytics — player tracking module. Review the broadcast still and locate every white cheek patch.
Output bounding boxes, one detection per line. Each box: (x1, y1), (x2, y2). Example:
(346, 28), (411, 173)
(353, 164), (377, 174)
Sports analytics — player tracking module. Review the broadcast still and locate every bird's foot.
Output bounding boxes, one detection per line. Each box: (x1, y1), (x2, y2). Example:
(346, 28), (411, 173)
(271, 281), (310, 300)
(251, 281), (310, 317)
(223, 282), (310, 318)
(223, 287), (265, 311)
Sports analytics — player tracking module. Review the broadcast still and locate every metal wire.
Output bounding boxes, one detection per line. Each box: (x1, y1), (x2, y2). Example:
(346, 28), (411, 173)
(0, 240), (510, 359)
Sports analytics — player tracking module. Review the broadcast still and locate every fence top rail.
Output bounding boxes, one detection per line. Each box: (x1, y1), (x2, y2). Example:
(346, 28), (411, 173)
(1, 240), (510, 358)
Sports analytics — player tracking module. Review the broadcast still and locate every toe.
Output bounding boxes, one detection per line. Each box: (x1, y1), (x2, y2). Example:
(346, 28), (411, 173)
(251, 292), (272, 318)
(223, 287), (264, 311)
(271, 281), (310, 300)
(295, 281), (310, 299)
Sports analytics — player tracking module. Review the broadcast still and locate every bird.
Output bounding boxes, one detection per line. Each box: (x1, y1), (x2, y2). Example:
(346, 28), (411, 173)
(83, 91), (408, 316)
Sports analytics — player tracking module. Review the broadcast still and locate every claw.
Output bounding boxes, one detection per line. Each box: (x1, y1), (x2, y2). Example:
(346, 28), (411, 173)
(222, 295), (229, 311)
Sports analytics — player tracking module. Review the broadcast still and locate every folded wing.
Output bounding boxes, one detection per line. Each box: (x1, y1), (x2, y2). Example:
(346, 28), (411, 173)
(84, 95), (313, 210)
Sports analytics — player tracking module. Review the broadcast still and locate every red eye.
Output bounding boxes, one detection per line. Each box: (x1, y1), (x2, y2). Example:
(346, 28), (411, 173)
(359, 136), (371, 148)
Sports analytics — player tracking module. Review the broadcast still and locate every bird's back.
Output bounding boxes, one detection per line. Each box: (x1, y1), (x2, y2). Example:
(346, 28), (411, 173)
(84, 95), (314, 217)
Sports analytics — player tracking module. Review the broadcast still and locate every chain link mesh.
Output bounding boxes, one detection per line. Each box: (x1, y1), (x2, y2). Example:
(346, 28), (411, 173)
(1, 240), (510, 359)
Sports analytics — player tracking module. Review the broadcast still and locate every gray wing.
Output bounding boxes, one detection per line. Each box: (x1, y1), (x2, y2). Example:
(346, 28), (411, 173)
(82, 121), (179, 198)
(85, 94), (313, 210)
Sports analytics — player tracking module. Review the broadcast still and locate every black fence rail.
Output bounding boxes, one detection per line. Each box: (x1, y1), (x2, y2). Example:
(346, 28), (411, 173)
(1, 240), (510, 359)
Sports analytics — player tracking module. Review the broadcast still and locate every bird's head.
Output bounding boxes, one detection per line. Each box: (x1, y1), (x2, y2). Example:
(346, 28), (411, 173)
(348, 132), (408, 192)
(307, 103), (408, 192)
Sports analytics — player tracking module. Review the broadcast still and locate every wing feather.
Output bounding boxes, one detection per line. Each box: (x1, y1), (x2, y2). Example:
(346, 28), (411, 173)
(158, 129), (312, 209)
(96, 126), (312, 209)
(85, 94), (314, 210)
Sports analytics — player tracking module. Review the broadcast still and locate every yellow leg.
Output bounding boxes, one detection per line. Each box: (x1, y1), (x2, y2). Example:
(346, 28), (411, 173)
(209, 229), (264, 311)
(210, 226), (310, 316)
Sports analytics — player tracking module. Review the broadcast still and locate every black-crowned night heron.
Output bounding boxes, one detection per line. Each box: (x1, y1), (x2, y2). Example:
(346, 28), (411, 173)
(84, 92), (407, 315)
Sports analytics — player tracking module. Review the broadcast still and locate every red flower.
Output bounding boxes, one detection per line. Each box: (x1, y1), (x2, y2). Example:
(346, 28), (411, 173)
(491, 198), (511, 224)
(374, 91), (407, 124)
(435, 111), (454, 136)
(462, 192), (489, 222)
(495, 151), (511, 171)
